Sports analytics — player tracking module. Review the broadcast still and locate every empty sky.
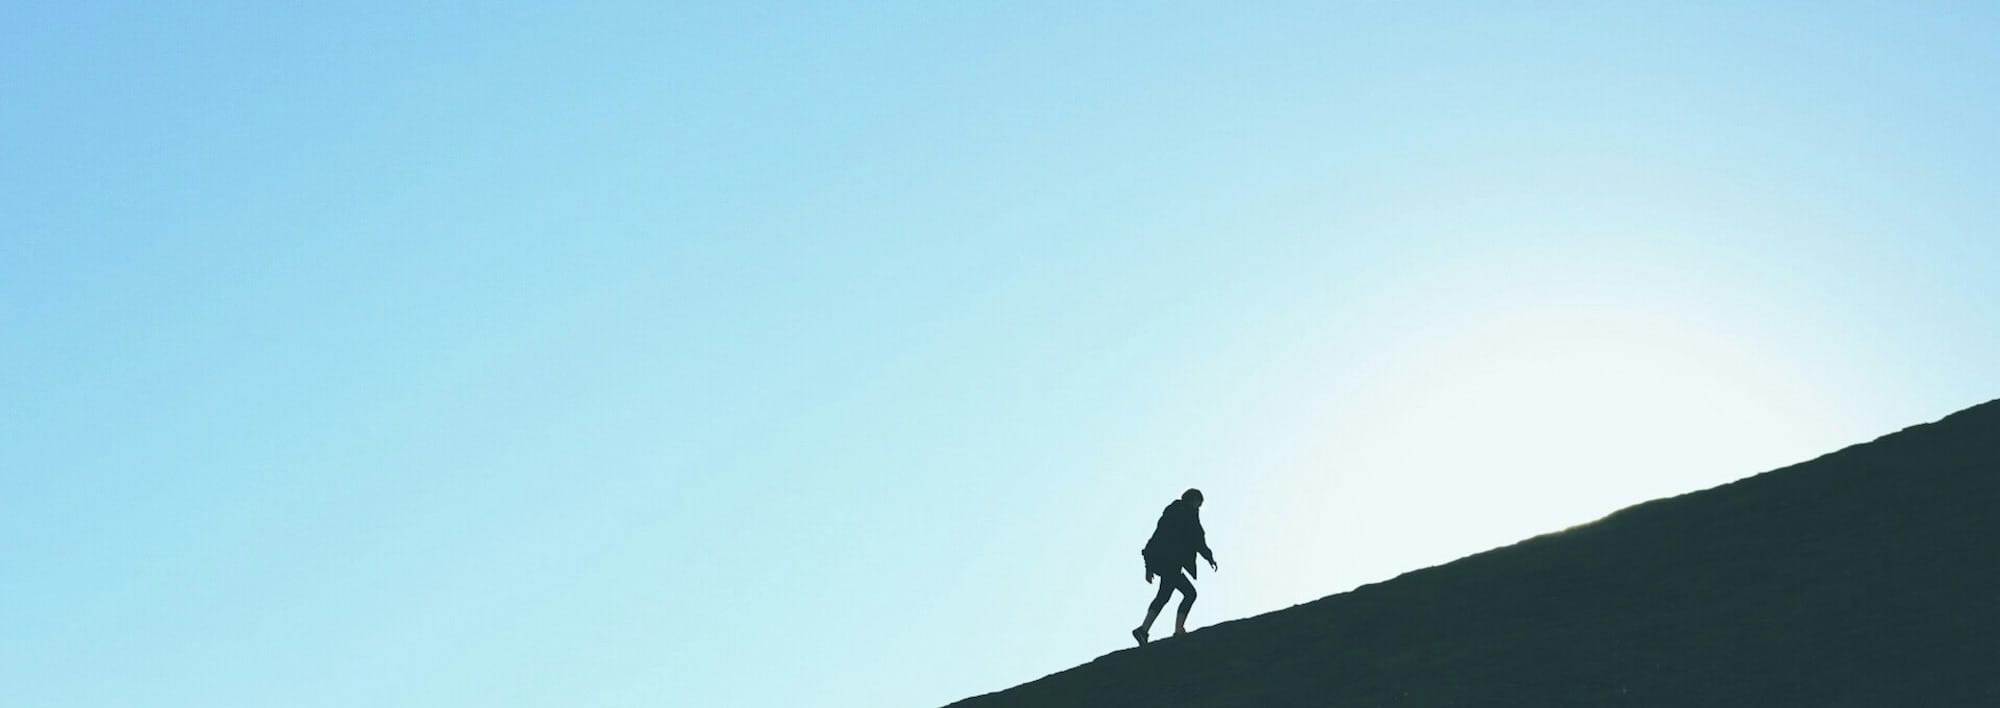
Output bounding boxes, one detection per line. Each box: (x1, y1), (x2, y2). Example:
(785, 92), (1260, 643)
(6, 3), (1999, 708)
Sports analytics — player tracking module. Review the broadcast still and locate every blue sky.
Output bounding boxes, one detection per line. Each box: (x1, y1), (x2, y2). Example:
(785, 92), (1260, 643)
(6, 3), (1999, 707)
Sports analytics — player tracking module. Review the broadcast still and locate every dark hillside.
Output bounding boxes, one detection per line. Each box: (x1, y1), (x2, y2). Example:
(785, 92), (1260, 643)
(946, 399), (2000, 707)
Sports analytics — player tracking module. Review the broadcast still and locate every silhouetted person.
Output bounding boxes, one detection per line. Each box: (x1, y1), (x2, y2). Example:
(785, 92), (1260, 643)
(1133, 488), (1217, 645)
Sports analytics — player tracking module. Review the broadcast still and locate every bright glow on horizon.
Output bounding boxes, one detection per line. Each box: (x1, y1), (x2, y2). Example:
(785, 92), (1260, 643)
(1205, 255), (1877, 621)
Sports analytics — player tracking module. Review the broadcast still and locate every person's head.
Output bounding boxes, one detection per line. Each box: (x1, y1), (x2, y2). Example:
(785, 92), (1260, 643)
(1182, 488), (1204, 507)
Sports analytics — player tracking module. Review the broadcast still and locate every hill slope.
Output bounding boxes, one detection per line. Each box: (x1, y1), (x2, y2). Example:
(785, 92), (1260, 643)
(946, 399), (2000, 707)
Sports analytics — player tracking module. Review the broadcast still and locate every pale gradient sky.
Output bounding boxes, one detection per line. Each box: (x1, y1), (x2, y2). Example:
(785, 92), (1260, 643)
(6, 4), (1999, 708)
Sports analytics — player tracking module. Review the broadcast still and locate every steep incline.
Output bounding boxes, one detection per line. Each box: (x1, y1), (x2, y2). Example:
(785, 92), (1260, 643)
(947, 399), (2000, 707)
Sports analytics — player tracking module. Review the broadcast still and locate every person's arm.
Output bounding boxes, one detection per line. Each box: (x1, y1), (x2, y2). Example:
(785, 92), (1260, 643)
(1193, 514), (1218, 571)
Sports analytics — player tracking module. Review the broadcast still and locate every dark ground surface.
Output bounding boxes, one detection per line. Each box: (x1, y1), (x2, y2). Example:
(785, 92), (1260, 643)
(945, 398), (2000, 708)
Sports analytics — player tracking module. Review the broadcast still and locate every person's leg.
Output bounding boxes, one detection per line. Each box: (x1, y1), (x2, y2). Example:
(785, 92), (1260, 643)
(1136, 573), (1176, 643)
(1171, 573), (1198, 635)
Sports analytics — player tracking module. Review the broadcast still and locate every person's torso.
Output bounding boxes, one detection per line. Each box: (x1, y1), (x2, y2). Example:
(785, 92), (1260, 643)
(1144, 500), (1197, 558)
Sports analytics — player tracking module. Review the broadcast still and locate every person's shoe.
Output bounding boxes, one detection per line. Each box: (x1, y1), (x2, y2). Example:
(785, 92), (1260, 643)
(1131, 627), (1148, 646)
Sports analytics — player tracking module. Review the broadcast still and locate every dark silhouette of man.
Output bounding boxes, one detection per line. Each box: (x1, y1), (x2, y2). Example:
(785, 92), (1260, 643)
(1133, 488), (1217, 645)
